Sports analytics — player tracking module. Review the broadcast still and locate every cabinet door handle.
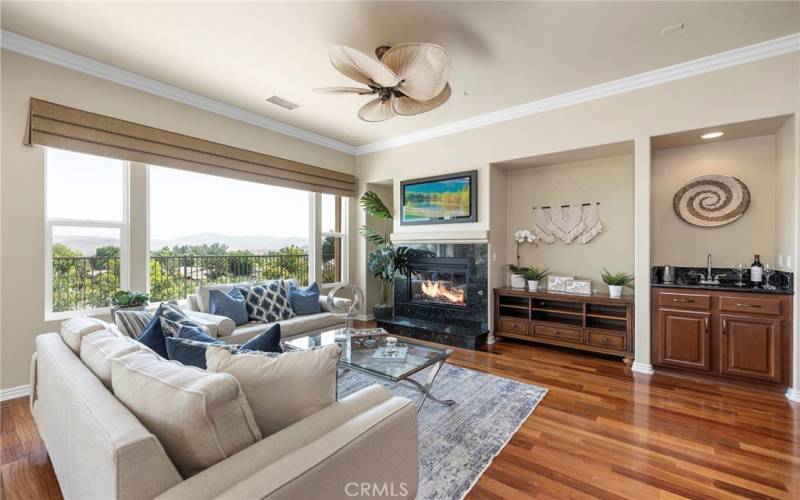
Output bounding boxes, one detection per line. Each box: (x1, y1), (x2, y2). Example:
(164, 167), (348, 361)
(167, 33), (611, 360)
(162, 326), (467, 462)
(736, 303), (761, 308)
(704, 317), (709, 334)
(601, 336), (609, 344)
(673, 298), (695, 303)
(722, 319), (728, 335)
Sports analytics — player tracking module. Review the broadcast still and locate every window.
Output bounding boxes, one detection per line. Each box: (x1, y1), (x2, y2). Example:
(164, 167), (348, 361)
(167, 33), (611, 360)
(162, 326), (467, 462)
(45, 148), (128, 316)
(320, 193), (347, 284)
(148, 166), (310, 302)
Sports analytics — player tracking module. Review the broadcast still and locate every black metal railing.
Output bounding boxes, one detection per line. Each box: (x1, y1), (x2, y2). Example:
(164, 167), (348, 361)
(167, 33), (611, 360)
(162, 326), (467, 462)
(52, 256), (121, 312)
(52, 254), (313, 312)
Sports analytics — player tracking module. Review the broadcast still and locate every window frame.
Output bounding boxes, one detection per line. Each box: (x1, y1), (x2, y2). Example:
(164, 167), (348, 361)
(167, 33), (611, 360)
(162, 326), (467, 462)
(44, 150), (131, 320)
(319, 194), (348, 286)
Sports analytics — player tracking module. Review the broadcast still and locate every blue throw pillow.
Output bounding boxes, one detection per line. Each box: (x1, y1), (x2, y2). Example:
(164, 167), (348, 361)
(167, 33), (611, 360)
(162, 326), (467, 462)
(165, 337), (235, 369)
(240, 323), (283, 353)
(208, 288), (249, 326)
(137, 303), (199, 358)
(160, 317), (220, 343)
(288, 282), (321, 315)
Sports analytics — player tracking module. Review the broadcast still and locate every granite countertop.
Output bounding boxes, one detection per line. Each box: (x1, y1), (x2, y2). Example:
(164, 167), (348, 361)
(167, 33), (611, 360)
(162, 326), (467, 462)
(651, 282), (793, 295)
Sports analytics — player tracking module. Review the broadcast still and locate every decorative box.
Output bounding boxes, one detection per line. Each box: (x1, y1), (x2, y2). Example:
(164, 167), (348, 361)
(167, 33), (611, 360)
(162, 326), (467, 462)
(547, 275), (574, 292)
(565, 279), (592, 295)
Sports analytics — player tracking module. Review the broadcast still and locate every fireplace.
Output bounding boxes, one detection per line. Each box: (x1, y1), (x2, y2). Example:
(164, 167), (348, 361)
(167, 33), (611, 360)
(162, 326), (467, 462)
(377, 243), (489, 350)
(410, 258), (468, 308)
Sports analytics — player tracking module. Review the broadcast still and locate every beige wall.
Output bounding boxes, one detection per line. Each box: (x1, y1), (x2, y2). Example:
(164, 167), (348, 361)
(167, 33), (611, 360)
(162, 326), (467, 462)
(505, 155), (634, 290)
(652, 135), (777, 268)
(0, 50), (356, 391)
(776, 117), (797, 271)
(355, 51), (798, 370)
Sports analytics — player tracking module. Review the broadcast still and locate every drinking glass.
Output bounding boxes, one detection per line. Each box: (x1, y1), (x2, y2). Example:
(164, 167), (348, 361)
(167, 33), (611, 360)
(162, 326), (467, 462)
(762, 264), (776, 290)
(733, 263), (747, 287)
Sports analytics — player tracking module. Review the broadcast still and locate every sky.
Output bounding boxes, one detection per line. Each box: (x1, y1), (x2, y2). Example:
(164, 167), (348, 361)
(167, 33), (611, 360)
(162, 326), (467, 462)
(47, 148), (313, 241)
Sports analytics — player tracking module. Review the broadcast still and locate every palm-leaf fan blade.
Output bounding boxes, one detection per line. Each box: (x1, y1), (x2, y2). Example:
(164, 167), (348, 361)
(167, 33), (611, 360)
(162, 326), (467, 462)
(313, 87), (373, 94)
(329, 45), (398, 87)
(381, 43), (450, 101)
(358, 97), (396, 122)
(392, 83), (451, 116)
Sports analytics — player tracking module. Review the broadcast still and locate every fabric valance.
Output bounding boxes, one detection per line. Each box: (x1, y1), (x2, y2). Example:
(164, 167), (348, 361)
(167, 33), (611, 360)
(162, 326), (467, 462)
(25, 98), (356, 197)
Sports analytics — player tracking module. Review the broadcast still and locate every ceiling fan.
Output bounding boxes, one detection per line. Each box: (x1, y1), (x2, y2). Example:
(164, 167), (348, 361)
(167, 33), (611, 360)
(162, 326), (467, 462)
(314, 43), (452, 122)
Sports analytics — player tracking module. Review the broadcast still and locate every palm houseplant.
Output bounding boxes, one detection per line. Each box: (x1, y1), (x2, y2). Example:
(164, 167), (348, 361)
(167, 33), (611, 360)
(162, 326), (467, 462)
(359, 191), (415, 319)
(110, 290), (150, 322)
(601, 268), (634, 299)
(522, 267), (550, 292)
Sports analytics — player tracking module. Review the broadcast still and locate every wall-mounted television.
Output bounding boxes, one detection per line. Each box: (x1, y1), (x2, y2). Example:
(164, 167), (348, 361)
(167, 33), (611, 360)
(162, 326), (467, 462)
(400, 170), (478, 225)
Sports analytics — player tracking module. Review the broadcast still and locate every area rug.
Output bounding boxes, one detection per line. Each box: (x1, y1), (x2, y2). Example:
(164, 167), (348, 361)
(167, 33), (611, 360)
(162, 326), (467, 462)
(338, 363), (548, 500)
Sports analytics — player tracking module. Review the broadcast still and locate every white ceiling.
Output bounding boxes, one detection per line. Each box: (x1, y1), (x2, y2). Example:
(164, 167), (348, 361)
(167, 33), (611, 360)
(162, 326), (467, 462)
(2, 1), (797, 148)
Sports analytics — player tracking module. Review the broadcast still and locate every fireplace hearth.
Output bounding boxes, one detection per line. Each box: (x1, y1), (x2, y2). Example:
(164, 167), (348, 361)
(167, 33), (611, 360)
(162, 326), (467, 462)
(377, 243), (489, 350)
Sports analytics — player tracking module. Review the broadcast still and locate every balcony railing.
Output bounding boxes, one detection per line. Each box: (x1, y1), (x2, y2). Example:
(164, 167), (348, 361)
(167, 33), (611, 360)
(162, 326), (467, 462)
(52, 254), (312, 312)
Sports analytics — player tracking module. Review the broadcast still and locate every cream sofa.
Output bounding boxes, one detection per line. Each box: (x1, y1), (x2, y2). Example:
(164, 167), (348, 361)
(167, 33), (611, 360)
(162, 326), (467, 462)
(185, 281), (346, 344)
(31, 321), (418, 499)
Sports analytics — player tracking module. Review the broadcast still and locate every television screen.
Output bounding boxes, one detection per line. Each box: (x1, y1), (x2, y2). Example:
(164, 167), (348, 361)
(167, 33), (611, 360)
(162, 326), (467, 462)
(401, 171), (477, 225)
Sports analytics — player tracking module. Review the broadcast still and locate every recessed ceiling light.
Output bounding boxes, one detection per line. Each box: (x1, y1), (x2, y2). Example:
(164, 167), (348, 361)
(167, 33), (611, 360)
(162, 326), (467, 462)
(701, 131), (724, 140)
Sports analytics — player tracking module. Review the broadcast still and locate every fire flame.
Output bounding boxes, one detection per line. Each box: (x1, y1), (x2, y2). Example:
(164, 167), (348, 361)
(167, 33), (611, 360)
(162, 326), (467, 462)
(421, 280), (465, 304)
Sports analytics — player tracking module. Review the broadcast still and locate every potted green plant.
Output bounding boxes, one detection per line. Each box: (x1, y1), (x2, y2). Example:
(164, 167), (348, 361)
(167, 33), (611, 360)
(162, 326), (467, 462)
(359, 191), (414, 319)
(110, 290), (150, 322)
(522, 267), (550, 292)
(601, 269), (634, 298)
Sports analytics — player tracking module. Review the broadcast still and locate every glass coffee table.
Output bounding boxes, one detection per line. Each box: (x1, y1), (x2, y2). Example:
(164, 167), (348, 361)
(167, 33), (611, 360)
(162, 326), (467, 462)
(283, 328), (456, 413)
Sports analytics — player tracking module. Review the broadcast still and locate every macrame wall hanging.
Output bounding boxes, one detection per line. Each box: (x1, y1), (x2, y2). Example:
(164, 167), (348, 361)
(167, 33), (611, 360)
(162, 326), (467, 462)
(531, 202), (603, 245)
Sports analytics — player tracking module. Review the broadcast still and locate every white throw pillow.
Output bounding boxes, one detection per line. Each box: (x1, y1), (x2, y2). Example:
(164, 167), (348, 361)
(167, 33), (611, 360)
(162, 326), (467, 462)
(79, 329), (140, 387)
(110, 349), (262, 477)
(206, 343), (341, 436)
(60, 316), (109, 353)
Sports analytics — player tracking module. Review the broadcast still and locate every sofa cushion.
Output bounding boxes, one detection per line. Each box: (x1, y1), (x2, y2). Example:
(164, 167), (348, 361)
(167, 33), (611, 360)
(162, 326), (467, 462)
(288, 282), (322, 315)
(208, 288), (249, 326)
(60, 316), (109, 353)
(197, 282), (252, 313)
(206, 343), (340, 436)
(182, 310), (235, 338)
(114, 310), (154, 338)
(137, 303), (199, 358)
(239, 324), (283, 353)
(223, 312), (342, 344)
(110, 349), (261, 477)
(79, 329), (140, 387)
(245, 280), (295, 323)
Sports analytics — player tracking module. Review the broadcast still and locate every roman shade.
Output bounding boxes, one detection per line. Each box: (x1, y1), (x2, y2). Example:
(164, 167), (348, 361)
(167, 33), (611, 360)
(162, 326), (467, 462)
(25, 98), (356, 197)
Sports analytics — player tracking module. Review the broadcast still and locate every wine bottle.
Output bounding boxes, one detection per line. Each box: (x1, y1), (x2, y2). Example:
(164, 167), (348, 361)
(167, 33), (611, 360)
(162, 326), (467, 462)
(750, 254), (763, 283)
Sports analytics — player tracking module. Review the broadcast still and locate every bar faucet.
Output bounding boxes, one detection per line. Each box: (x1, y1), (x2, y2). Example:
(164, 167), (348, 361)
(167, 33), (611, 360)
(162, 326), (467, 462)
(689, 254), (724, 285)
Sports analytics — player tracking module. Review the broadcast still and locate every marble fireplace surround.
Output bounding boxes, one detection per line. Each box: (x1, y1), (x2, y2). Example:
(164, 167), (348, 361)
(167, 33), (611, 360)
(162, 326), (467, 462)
(377, 242), (490, 350)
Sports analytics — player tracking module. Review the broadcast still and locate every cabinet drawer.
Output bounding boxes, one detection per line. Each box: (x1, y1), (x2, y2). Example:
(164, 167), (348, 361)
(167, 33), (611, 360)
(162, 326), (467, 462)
(719, 296), (781, 316)
(533, 323), (581, 343)
(498, 317), (529, 335)
(585, 330), (627, 350)
(658, 292), (711, 310)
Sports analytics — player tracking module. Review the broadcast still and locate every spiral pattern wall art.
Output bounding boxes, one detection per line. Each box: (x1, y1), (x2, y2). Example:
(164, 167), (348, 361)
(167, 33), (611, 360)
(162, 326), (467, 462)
(673, 175), (750, 227)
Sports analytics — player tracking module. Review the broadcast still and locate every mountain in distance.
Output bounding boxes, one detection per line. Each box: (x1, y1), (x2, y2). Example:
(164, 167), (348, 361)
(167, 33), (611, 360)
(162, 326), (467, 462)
(151, 233), (308, 253)
(56, 233), (308, 255)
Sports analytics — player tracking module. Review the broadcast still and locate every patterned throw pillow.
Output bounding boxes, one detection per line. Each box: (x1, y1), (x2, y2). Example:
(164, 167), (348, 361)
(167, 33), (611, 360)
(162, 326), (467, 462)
(159, 317), (219, 343)
(136, 303), (201, 358)
(115, 310), (154, 338)
(244, 280), (295, 323)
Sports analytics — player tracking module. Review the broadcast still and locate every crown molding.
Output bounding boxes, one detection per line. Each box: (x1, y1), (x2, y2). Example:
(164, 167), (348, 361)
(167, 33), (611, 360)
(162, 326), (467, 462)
(3, 30), (797, 157)
(1, 30), (358, 155)
(0, 384), (30, 402)
(356, 33), (800, 155)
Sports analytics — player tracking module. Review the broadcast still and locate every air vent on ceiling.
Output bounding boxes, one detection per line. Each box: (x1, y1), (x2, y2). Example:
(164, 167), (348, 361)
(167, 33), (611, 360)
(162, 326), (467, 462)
(266, 95), (300, 110)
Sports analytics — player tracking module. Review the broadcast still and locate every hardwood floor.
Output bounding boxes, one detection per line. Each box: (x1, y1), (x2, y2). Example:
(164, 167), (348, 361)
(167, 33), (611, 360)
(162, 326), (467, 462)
(2, 338), (798, 499)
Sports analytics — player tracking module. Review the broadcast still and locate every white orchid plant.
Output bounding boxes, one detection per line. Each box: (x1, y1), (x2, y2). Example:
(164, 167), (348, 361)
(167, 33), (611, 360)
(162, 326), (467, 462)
(509, 229), (537, 273)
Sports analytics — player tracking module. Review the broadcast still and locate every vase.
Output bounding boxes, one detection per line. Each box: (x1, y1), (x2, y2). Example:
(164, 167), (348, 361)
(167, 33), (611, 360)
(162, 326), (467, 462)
(373, 304), (393, 320)
(110, 304), (145, 323)
(510, 274), (526, 289)
(608, 285), (623, 299)
(527, 280), (540, 292)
